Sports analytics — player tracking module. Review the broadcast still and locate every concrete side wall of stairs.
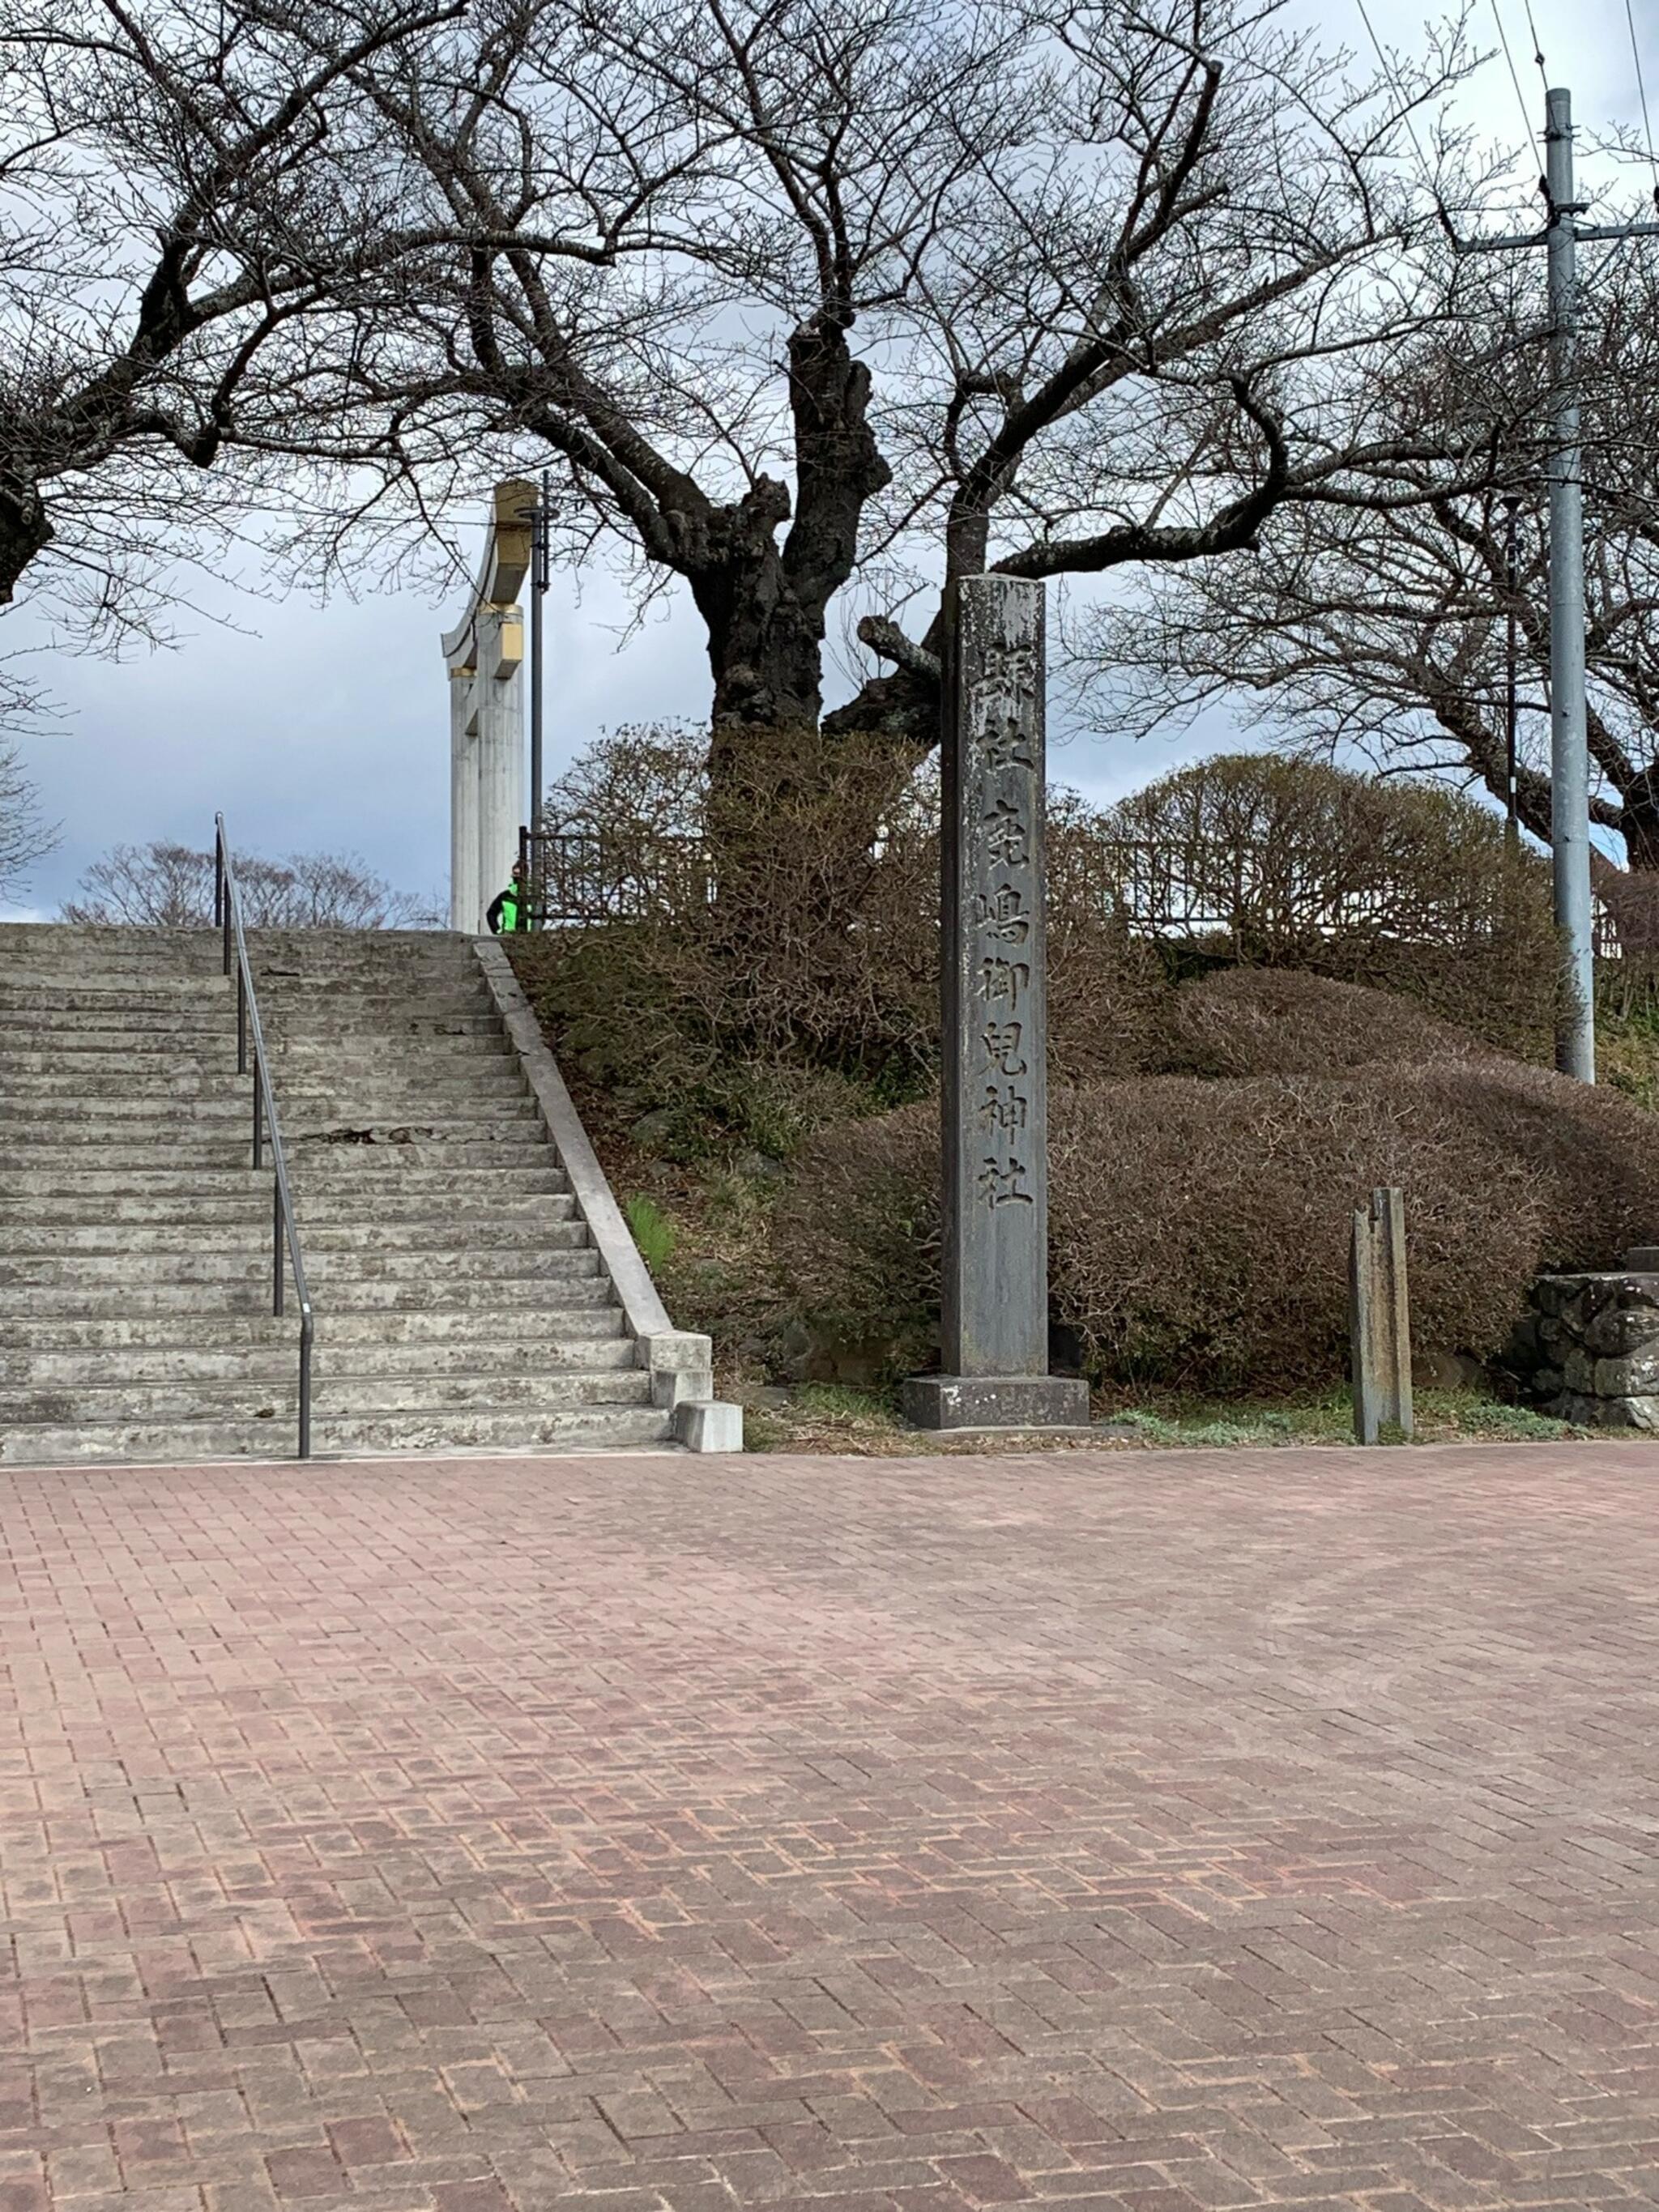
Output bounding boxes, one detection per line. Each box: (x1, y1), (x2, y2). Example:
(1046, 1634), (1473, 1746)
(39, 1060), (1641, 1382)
(0, 922), (740, 1465)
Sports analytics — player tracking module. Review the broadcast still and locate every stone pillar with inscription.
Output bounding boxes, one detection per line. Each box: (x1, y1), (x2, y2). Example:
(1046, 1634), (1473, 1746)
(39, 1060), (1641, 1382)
(900, 575), (1091, 1432)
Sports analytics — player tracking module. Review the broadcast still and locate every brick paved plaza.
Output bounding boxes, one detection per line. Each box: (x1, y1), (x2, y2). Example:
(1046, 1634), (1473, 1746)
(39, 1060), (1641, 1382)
(4, 1444), (1659, 2212)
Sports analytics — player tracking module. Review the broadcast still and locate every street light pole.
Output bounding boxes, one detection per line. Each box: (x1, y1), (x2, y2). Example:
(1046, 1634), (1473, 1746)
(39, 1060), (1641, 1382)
(529, 471), (549, 834)
(1544, 88), (1595, 1081)
(1503, 495), (1520, 858)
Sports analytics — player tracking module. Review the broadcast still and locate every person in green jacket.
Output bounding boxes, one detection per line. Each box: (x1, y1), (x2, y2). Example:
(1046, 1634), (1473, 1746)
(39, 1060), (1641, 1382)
(486, 863), (532, 933)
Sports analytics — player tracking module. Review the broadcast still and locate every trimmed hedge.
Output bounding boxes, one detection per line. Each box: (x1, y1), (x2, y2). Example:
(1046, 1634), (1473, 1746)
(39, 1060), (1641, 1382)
(1107, 754), (1564, 1059)
(1154, 967), (1489, 1079)
(778, 1061), (1659, 1390)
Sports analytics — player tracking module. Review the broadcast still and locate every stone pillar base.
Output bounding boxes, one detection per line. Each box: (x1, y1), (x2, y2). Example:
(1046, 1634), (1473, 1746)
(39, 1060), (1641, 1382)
(900, 1375), (1091, 1432)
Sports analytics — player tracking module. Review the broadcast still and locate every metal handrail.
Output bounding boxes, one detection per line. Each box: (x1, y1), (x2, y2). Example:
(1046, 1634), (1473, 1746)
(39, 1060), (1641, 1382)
(212, 813), (314, 1458)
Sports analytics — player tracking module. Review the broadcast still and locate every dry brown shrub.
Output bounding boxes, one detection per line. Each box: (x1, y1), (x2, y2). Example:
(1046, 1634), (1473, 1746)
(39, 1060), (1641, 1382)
(1048, 791), (1171, 1081)
(1405, 1059), (1659, 1271)
(522, 725), (1166, 1144)
(778, 1061), (1659, 1389)
(1157, 967), (1489, 1078)
(1107, 753), (1564, 1058)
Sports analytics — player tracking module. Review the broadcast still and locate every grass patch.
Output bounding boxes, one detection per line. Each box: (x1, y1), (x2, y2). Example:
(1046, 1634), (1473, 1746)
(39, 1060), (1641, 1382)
(623, 1194), (678, 1272)
(1098, 1385), (1580, 1447)
(731, 1381), (1584, 1455)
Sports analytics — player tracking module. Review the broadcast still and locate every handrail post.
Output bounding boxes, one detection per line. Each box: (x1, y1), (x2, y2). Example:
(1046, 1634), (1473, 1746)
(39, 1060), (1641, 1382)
(298, 1314), (313, 1460)
(217, 814), (316, 1464)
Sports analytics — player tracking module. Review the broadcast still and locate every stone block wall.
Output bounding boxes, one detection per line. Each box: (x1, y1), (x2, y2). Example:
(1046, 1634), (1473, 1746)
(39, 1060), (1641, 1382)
(1529, 1252), (1659, 1430)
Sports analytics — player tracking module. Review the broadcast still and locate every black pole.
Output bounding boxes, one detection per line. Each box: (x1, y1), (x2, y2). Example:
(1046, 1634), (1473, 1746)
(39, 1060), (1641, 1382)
(1503, 495), (1521, 855)
(529, 468), (550, 894)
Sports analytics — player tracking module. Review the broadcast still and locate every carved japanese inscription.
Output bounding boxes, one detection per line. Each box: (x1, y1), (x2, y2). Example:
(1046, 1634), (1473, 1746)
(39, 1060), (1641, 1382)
(939, 574), (1051, 1377)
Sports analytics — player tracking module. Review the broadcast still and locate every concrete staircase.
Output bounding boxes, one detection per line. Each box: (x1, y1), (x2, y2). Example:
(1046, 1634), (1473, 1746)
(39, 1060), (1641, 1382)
(0, 923), (710, 1464)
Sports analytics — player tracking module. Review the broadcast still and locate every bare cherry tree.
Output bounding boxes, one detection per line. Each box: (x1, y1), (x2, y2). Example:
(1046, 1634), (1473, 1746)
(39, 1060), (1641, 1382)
(0, 0), (455, 652)
(1075, 237), (1659, 913)
(62, 841), (439, 926)
(0, 736), (56, 900)
(252, 0), (1503, 775)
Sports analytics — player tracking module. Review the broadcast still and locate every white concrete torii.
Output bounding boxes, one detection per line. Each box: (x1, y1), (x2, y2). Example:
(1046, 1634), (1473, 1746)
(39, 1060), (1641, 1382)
(441, 480), (534, 932)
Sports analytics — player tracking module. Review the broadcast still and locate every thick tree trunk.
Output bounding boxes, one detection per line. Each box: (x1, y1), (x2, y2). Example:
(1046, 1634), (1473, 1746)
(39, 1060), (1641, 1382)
(0, 480), (51, 606)
(693, 549), (828, 741)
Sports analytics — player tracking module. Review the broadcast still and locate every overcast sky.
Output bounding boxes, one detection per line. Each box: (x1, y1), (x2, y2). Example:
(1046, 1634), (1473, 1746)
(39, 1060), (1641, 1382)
(3, 0), (1654, 921)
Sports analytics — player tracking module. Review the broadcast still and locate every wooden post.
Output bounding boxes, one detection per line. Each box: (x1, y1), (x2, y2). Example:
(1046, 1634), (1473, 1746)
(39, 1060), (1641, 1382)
(900, 574), (1089, 1434)
(1350, 1186), (1413, 1443)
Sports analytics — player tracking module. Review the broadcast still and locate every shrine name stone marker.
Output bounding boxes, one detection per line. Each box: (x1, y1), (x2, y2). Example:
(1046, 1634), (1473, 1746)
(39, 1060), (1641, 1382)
(901, 575), (1090, 1434)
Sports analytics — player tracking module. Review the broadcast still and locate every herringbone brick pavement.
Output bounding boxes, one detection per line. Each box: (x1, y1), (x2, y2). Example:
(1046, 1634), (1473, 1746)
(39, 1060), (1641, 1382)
(3, 1444), (1659, 2211)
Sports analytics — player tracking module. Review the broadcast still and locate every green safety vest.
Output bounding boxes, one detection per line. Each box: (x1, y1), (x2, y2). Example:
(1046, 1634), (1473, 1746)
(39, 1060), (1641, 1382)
(498, 887), (527, 931)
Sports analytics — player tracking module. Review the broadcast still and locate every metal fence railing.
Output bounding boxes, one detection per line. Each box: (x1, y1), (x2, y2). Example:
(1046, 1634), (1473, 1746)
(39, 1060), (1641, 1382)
(515, 820), (1603, 954)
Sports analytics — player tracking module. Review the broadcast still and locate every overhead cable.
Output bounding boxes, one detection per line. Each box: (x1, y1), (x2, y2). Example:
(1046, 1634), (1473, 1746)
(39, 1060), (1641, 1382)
(1353, 0), (1457, 239)
(1489, 0), (1540, 151)
(1624, 0), (1659, 207)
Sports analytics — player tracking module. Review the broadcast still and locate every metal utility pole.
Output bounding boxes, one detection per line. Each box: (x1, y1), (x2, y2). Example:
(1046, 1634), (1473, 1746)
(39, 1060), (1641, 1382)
(529, 467), (550, 836)
(1544, 89), (1594, 1081)
(1468, 87), (1659, 1081)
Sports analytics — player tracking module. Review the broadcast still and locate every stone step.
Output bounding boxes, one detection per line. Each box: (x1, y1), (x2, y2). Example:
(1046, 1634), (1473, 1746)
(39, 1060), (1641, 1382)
(0, 1284), (282, 1317)
(0, 1214), (586, 1257)
(0, 1073), (531, 1113)
(285, 1130), (552, 1159)
(0, 1150), (559, 1185)
(0, 1044), (248, 1076)
(0, 1093), (270, 1124)
(0, 1403), (675, 1466)
(2, 1335), (638, 1387)
(0, 1191), (576, 1230)
(1, 1088), (536, 1123)
(2, 1164), (565, 1200)
(0, 1145), (271, 1174)
(252, 971), (489, 996)
(0, 986), (228, 1015)
(0, 925), (454, 965)
(0, 1272), (616, 1316)
(0, 1247), (603, 1288)
(0, 1008), (508, 1042)
(1, 1366), (655, 1426)
(0, 1004), (236, 1034)
(246, 962), (472, 978)
(277, 1078), (532, 1109)
(0, 1032), (514, 1072)
(0, 1194), (274, 1228)
(4, 1125), (551, 1162)
(0, 1303), (625, 1352)
(0, 921), (220, 949)
(295, 1195), (577, 1229)
(2, 1068), (248, 1100)
(0, 955), (224, 985)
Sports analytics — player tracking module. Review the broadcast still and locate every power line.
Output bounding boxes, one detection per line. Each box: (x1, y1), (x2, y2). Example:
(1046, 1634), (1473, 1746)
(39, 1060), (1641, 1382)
(1353, 0), (1448, 218)
(1625, 0), (1659, 202)
(1489, 0), (1540, 152)
(1520, 0), (1549, 85)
